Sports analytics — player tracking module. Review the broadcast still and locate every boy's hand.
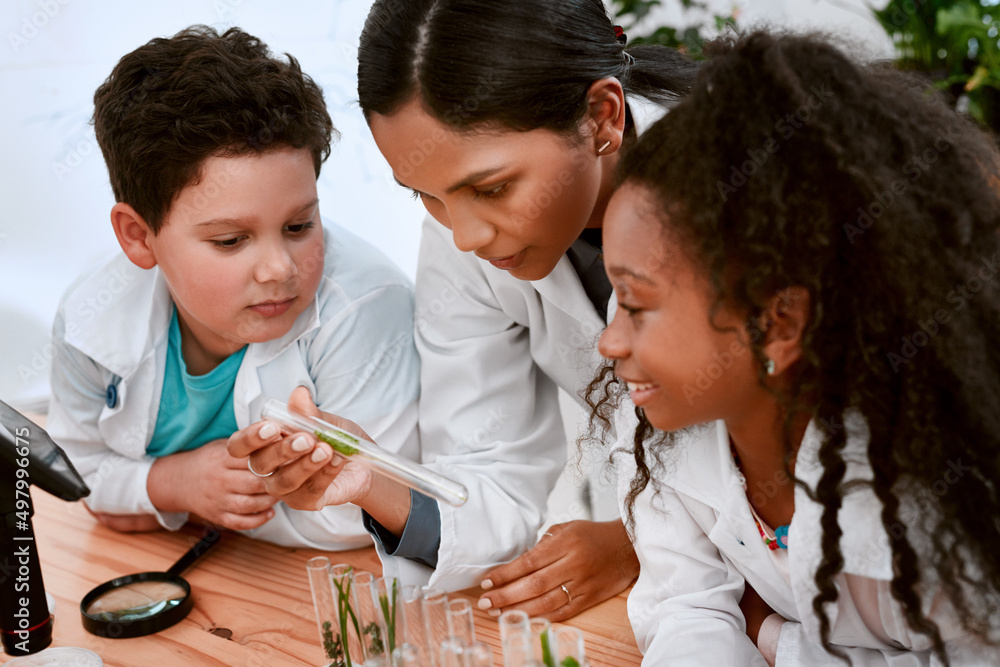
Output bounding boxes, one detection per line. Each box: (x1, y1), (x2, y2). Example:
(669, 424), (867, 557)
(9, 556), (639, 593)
(476, 520), (640, 622)
(147, 439), (279, 531)
(227, 386), (377, 511)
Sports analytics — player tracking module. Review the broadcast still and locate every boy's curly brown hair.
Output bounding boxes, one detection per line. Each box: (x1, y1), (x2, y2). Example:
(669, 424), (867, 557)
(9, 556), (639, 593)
(93, 25), (334, 233)
(589, 30), (1000, 662)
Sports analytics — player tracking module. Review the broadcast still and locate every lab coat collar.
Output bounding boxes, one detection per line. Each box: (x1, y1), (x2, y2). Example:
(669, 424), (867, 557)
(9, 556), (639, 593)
(62, 255), (322, 381)
(530, 252), (608, 332)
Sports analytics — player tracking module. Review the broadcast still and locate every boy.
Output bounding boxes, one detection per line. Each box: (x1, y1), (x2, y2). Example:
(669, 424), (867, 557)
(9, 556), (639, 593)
(47, 25), (419, 550)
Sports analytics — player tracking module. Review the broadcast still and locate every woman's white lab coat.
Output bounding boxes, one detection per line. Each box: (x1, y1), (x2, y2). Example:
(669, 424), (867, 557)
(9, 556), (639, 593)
(47, 224), (420, 551)
(617, 408), (996, 666)
(382, 217), (608, 589)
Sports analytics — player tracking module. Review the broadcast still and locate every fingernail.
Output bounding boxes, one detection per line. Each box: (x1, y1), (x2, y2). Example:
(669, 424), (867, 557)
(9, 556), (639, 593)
(311, 447), (328, 463)
(480, 579), (494, 590)
(291, 435), (310, 452)
(487, 609), (501, 617)
(258, 422), (278, 439)
(477, 597), (492, 610)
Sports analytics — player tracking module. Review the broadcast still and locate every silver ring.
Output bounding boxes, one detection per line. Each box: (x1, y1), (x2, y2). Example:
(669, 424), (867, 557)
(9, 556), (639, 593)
(247, 458), (274, 478)
(560, 584), (572, 606)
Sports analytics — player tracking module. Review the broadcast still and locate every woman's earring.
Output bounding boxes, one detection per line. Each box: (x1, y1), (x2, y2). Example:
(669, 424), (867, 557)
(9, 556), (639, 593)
(597, 140), (611, 155)
(765, 359), (776, 376)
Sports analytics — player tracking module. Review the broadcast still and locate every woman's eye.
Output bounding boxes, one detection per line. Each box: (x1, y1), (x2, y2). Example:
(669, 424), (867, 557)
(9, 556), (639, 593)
(286, 221), (315, 234)
(473, 182), (509, 200)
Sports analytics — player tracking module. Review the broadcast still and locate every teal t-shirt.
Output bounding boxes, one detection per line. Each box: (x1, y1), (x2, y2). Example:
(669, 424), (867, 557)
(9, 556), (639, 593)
(147, 309), (248, 457)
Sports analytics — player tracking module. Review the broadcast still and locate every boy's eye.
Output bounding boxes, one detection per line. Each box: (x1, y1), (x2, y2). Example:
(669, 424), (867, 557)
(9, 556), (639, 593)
(211, 236), (245, 249)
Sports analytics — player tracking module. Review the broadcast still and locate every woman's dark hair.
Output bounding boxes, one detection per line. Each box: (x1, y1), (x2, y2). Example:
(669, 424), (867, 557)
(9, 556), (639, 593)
(357, 0), (699, 134)
(93, 25), (334, 233)
(589, 30), (1000, 661)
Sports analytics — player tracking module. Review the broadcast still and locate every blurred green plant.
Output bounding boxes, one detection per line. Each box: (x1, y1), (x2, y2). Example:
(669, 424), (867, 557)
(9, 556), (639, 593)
(611, 0), (740, 60)
(874, 0), (1000, 130)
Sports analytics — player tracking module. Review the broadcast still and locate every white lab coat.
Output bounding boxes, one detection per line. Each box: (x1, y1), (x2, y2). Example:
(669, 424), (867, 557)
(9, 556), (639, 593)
(47, 223), (420, 551)
(380, 216), (607, 589)
(617, 408), (998, 666)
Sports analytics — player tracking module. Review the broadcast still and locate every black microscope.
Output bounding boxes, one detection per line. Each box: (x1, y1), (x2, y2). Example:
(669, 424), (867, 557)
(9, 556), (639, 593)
(0, 399), (89, 657)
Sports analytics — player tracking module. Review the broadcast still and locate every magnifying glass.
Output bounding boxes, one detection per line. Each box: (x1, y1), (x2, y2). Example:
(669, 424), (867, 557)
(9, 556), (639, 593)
(79, 530), (220, 638)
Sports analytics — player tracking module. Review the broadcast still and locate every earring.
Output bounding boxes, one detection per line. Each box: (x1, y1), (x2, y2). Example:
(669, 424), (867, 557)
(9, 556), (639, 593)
(597, 140), (611, 155)
(765, 359), (776, 376)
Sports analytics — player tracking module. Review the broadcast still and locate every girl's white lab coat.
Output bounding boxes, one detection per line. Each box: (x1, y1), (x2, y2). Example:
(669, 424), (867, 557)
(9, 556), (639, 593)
(381, 217), (607, 589)
(47, 224), (420, 551)
(616, 408), (996, 665)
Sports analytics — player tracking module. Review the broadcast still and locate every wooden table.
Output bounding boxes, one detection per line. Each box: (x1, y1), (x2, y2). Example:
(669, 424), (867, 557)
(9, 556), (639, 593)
(4, 489), (642, 666)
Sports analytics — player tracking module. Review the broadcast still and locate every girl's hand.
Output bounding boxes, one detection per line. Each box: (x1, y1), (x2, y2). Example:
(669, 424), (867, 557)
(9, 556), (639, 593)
(476, 519), (640, 622)
(227, 386), (377, 510)
(147, 438), (278, 531)
(739, 580), (775, 644)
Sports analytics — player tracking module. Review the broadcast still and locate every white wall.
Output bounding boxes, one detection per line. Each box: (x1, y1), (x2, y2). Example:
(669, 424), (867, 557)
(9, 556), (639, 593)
(0, 0), (891, 411)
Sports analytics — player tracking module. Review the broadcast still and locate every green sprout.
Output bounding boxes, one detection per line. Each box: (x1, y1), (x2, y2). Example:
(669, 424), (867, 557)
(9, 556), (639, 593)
(314, 429), (360, 456)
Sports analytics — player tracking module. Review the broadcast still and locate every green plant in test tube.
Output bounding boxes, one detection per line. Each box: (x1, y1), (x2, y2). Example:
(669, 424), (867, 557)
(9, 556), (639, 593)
(540, 628), (555, 667)
(378, 578), (398, 654)
(314, 428), (360, 456)
(331, 566), (362, 667)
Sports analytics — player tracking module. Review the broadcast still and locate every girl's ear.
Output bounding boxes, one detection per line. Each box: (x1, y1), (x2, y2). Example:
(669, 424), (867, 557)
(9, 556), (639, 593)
(584, 77), (627, 155)
(110, 202), (158, 270)
(760, 287), (810, 376)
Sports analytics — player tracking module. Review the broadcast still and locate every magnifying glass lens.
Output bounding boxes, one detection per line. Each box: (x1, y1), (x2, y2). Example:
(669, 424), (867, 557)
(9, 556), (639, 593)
(84, 580), (188, 621)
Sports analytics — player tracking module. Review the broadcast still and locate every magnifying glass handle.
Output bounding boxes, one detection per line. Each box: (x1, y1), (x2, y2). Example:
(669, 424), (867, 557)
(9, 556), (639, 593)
(167, 529), (221, 577)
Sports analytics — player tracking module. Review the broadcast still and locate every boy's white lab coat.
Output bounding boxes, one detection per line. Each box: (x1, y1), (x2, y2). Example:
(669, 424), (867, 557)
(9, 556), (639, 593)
(618, 408), (996, 666)
(48, 223), (420, 551)
(381, 217), (607, 589)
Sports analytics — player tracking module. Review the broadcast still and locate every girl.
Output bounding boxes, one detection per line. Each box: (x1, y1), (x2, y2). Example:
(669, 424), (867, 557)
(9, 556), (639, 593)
(595, 30), (1000, 664)
(230, 0), (698, 620)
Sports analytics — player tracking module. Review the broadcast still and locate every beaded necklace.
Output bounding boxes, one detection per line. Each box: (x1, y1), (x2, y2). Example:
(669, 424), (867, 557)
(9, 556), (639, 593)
(730, 442), (789, 551)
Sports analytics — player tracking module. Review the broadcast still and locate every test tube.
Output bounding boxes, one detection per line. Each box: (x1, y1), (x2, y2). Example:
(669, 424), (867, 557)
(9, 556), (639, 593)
(392, 643), (421, 667)
(446, 598), (476, 647)
(354, 571), (389, 666)
(554, 626), (586, 666)
(439, 637), (466, 667)
(463, 641), (494, 667)
(262, 399), (468, 506)
(423, 590), (450, 666)
(399, 585), (433, 666)
(499, 610), (532, 667)
(306, 557), (336, 667)
(373, 576), (400, 657)
(529, 618), (555, 667)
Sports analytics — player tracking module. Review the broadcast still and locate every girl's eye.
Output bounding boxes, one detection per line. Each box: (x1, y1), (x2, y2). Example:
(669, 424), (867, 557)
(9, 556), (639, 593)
(618, 302), (643, 317)
(473, 182), (509, 200)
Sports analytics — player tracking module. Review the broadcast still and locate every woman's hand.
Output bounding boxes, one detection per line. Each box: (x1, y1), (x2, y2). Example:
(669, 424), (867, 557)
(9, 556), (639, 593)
(227, 386), (377, 510)
(476, 519), (640, 622)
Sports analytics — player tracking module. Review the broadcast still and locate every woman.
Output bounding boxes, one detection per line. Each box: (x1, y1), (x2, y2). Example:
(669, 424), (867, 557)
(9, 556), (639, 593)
(231, 0), (698, 620)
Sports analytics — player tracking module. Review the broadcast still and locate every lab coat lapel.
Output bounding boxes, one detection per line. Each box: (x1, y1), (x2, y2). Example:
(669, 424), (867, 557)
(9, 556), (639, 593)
(674, 422), (800, 618)
(531, 253), (607, 331)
